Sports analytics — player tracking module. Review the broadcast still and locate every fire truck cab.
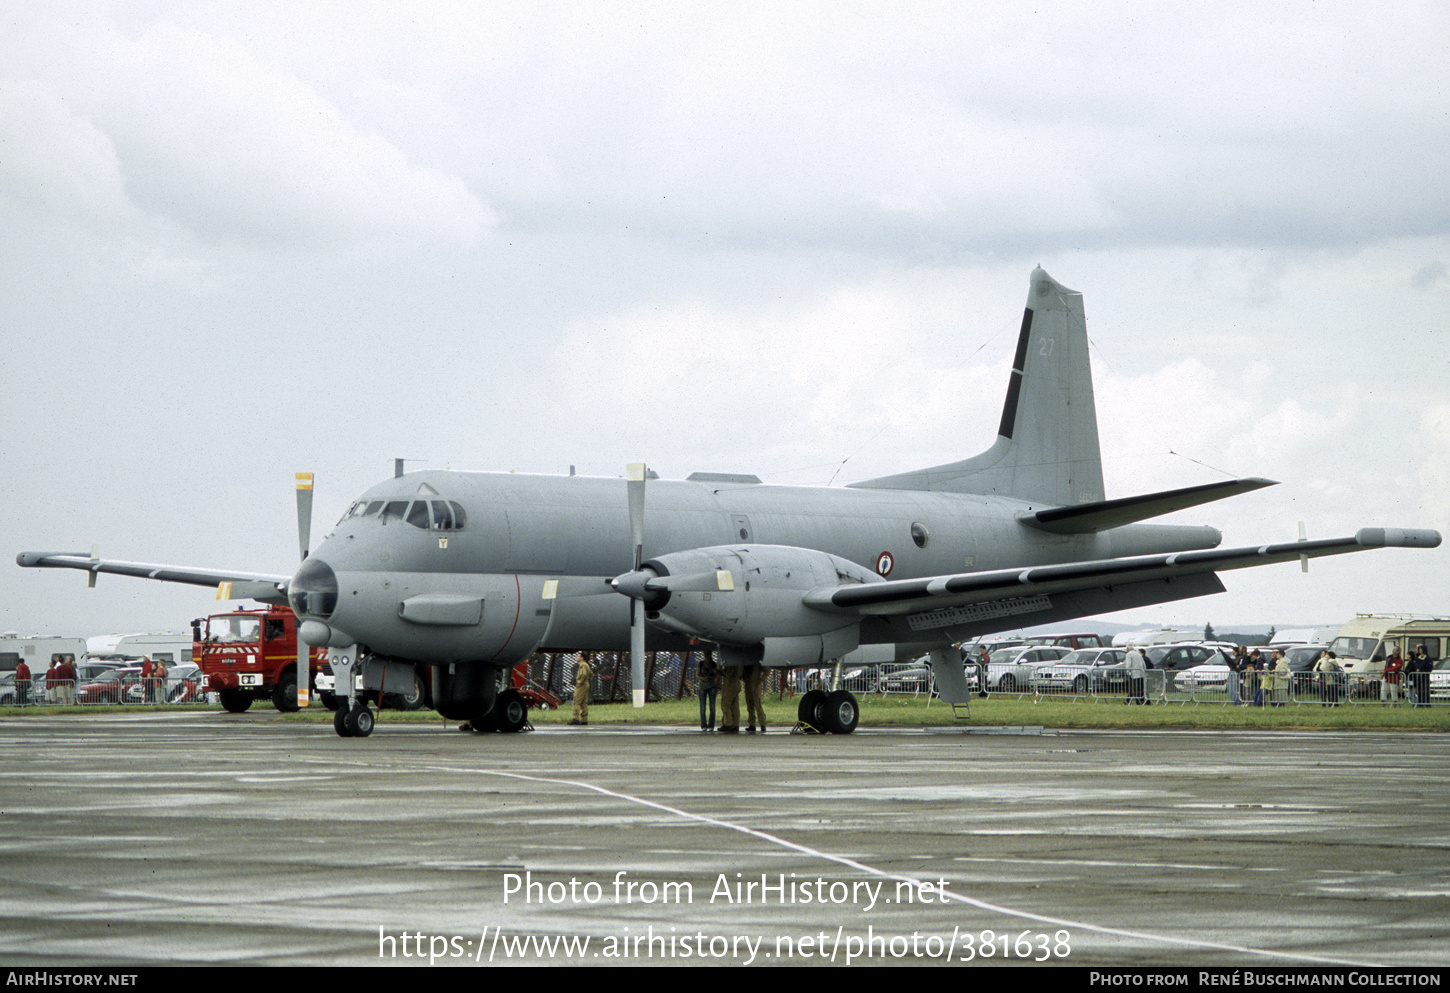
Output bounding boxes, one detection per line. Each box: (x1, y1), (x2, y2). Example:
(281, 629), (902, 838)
(192, 605), (325, 713)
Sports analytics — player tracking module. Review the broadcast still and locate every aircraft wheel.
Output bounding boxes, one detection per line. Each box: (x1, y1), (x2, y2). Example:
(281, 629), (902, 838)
(473, 708), (499, 733)
(272, 674), (299, 713)
(798, 690), (827, 732)
(219, 689), (252, 714)
(494, 689), (528, 733)
(345, 705), (374, 738)
(334, 704), (354, 737)
(824, 690), (859, 734)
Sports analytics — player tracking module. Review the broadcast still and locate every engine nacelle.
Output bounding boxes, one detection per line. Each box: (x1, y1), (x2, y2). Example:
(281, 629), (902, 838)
(636, 544), (878, 663)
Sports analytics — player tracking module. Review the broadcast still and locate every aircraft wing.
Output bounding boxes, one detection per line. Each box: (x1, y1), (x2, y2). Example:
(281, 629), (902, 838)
(802, 528), (1442, 618)
(16, 552), (291, 603)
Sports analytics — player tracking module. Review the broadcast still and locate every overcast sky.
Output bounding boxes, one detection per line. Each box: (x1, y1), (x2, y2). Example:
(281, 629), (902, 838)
(3, 1), (1447, 640)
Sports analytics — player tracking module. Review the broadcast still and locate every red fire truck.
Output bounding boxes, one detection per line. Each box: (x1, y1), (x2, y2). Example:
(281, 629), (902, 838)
(192, 606), (327, 713)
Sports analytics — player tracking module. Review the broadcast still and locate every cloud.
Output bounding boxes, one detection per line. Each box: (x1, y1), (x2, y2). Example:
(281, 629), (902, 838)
(546, 276), (1008, 482)
(1410, 261), (1447, 291)
(0, 79), (134, 225)
(5, 15), (491, 255)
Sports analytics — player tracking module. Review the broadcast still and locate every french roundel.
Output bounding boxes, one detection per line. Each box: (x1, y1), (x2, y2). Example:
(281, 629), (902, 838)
(875, 551), (894, 577)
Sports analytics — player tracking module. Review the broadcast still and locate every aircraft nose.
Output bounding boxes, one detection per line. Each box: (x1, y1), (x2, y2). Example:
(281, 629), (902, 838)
(288, 556), (338, 620)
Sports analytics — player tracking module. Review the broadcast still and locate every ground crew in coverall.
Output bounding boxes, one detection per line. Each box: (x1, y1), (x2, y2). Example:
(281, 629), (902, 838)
(744, 664), (766, 733)
(568, 652), (592, 725)
(718, 664), (742, 733)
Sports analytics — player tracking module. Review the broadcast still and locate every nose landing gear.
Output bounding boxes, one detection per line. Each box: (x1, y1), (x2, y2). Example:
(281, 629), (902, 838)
(334, 701), (375, 737)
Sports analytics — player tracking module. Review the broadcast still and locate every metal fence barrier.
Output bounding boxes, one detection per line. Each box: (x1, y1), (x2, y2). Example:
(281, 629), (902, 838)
(3, 662), (1439, 709)
(0, 677), (210, 707)
(1022, 668), (1440, 707)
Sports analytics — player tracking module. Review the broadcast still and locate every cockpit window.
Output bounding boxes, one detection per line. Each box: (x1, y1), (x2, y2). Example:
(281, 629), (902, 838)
(430, 501), (453, 530)
(351, 497), (466, 530)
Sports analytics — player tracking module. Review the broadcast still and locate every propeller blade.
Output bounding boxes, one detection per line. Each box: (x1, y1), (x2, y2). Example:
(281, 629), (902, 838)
(627, 463), (646, 571)
(625, 463), (647, 708)
(296, 473), (314, 563)
(295, 472), (314, 708)
(631, 599), (646, 708)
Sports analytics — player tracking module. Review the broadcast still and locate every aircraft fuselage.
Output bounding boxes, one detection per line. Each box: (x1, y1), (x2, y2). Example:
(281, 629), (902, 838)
(293, 469), (1220, 667)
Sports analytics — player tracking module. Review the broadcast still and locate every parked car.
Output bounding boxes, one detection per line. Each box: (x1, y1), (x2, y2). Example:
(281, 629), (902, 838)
(985, 646), (1070, 692)
(793, 665), (873, 694)
(1030, 648), (1127, 693)
(1429, 659), (1450, 701)
(120, 663), (201, 703)
(1174, 663), (1230, 689)
(75, 659), (128, 683)
(1282, 645), (1330, 696)
(75, 667), (147, 705)
(878, 663), (933, 695)
(1144, 644), (1231, 691)
(1023, 633), (1108, 650)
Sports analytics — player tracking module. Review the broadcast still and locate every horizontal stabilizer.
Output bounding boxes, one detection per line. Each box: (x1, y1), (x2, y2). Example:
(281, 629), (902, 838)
(1019, 478), (1278, 534)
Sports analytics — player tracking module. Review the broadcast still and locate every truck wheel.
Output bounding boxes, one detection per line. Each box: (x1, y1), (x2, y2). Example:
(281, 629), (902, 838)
(319, 691), (337, 711)
(272, 674), (299, 713)
(219, 689), (252, 714)
(388, 671), (428, 711)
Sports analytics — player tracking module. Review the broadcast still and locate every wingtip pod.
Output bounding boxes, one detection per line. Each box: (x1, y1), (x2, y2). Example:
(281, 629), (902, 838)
(1355, 528), (1442, 549)
(15, 551), (86, 568)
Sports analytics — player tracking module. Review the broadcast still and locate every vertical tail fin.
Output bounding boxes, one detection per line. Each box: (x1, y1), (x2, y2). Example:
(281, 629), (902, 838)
(851, 267), (1105, 507)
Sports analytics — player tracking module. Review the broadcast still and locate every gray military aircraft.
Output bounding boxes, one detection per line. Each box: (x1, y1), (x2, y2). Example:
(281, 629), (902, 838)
(19, 268), (1440, 736)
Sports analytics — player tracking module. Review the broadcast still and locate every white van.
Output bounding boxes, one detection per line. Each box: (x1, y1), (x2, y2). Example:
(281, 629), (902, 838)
(1327, 615), (1448, 681)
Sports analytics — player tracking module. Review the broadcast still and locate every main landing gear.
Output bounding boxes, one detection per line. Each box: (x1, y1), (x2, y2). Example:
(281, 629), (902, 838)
(796, 689), (860, 734)
(463, 689), (529, 734)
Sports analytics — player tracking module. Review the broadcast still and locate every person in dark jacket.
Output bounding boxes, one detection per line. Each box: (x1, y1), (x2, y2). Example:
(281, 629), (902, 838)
(696, 653), (718, 731)
(1406, 646), (1433, 709)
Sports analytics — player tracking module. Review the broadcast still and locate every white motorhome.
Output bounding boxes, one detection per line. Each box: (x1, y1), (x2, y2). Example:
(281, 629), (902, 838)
(0, 633), (87, 672)
(86, 633), (194, 666)
(1328, 615), (1448, 678)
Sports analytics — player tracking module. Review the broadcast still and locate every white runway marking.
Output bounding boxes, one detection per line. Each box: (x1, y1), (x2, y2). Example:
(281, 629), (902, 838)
(403, 760), (1376, 967)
